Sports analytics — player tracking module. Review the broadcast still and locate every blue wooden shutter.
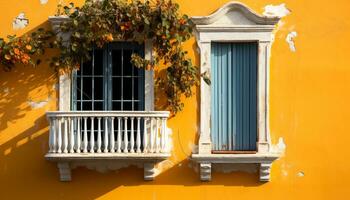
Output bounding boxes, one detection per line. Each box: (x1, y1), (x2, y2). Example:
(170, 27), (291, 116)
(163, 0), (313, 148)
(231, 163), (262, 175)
(211, 42), (257, 151)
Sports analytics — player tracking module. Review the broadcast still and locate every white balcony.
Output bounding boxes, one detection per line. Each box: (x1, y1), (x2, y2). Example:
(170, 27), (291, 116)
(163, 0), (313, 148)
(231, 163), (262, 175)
(45, 111), (170, 181)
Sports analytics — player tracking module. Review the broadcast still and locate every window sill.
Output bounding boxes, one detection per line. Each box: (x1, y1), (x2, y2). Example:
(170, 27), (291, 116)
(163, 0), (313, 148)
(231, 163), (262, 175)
(191, 152), (280, 182)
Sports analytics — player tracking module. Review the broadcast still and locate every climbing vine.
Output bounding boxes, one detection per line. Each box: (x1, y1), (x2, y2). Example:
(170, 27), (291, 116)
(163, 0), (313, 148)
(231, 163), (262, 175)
(0, 29), (53, 71)
(0, 0), (199, 114)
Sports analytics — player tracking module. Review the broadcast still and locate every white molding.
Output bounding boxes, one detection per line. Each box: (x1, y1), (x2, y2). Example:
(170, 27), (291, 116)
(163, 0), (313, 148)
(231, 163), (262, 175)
(191, 1), (280, 182)
(191, 1), (279, 25)
(144, 40), (155, 111)
(58, 73), (71, 111)
(46, 110), (170, 118)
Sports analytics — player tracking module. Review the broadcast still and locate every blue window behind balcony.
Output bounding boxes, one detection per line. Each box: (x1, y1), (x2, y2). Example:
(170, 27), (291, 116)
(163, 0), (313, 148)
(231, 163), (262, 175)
(211, 42), (258, 152)
(72, 42), (145, 111)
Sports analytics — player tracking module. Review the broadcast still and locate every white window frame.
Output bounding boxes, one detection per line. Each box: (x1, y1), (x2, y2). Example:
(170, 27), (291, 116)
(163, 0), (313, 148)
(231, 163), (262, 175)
(191, 1), (281, 182)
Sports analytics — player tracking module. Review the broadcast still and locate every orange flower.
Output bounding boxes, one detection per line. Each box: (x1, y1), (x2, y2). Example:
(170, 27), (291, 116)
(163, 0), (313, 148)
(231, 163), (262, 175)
(21, 54), (30, 64)
(170, 38), (177, 45)
(4, 54), (11, 60)
(105, 33), (114, 42)
(26, 45), (32, 51)
(120, 25), (126, 31)
(14, 48), (20, 55)
(179, 18), (186, 25)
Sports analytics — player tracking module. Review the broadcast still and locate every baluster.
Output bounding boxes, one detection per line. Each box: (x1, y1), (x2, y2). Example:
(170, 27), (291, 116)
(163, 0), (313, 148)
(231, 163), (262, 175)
(123, 117), (128, 153)
(163, 118), (168, 152)
(110, 117), (115, 152)
(69, 117), (75, 153)
(143, 118), (148, 153)
(104, 117), (109, 153)
(63, 117), (68, 153)
(130, 117), (135, 153)
(97, 117), (102, 153)
(136, 117), (141, 153)
(150, 118), (154, 153)
(48, 117), (55, 153)
(161, 118), (166, 152)
(83, 117), (88, 153)
(156, 118), (160, 153)
(90, 117), (95, 153)
(117, 117), (122, 153)
(76, 117), (81, 153)
(57, 118), (62, 153)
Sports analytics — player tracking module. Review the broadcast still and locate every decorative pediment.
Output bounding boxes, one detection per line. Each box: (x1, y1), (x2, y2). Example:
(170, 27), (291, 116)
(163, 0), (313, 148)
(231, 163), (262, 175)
(191, 1), (279, 26)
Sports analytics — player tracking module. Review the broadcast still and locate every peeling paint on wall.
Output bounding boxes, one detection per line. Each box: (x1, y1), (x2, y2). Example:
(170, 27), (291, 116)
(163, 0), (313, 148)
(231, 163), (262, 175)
(40, 0), (48, 5)
(3, 87), (10, 95)
(27, 98), (49, 109)
(271, 137), (286, 154)
(297, 171), (305, 177)
(263, 3), (291, 18)
(12, 12), (29, 30)
(286, 31), (298, 52)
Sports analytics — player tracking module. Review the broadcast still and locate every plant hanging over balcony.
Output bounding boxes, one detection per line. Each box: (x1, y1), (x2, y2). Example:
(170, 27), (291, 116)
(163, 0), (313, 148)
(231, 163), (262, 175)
(0, 0), (198, 114)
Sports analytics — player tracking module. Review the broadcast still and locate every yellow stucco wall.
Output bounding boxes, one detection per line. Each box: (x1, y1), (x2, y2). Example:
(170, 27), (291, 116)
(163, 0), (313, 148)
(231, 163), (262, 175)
(1, 0), (350, 199)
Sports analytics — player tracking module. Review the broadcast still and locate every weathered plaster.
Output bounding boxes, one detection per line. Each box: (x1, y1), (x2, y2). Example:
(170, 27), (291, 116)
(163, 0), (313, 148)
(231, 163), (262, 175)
(271, 137), (286, 154)
(40, 0), (48, 5)
(27, 97), (49, 109)
(286, 31), (298, 52)
(12, 12), (28, 30)
(263, 3), (291, 18)
(3, 87), (10, 95)
(297, 171), (305, 177)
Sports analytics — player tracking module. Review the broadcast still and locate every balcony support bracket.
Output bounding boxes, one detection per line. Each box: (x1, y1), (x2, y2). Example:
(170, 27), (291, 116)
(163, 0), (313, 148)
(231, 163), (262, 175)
(57, 162), (71, 181)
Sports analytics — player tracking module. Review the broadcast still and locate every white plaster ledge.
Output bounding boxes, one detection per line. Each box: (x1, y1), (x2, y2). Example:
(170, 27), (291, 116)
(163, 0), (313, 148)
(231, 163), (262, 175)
(192, 153), (279, 163)
(191, 153), (280, 182)
(46, 153), (170, 181)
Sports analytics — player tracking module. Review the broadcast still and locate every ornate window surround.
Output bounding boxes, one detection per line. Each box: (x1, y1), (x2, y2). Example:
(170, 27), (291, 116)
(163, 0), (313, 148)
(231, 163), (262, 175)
(191, 1), (281, 182)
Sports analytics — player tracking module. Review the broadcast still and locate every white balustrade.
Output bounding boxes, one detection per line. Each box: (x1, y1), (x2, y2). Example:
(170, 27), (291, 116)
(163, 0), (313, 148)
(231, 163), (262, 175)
(47, 111), (170, 155)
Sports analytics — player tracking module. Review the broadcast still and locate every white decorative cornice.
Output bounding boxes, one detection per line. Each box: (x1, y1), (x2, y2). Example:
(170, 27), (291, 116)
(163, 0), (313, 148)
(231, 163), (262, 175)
(191, 1), (280, 26)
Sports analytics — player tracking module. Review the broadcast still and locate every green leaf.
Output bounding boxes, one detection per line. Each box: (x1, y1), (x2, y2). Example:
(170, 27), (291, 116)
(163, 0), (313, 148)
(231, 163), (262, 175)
(74, 32), (80, 38)
(144, 18), (150, 25)
(73, 19), (79, 26)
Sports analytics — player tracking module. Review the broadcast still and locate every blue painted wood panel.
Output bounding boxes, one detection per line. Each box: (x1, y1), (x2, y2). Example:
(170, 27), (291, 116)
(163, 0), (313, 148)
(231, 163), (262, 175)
(211, 42), (257, 151)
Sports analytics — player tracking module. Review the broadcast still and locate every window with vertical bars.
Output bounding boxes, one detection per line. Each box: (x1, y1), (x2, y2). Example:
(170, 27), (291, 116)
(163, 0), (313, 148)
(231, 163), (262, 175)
(72, 42), (145, 111)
